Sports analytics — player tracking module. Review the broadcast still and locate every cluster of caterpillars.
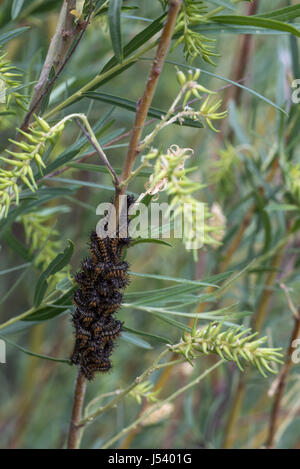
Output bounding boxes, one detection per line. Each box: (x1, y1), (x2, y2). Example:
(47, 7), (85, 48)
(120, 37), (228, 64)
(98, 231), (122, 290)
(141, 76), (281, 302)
(71, 196), (134, 380)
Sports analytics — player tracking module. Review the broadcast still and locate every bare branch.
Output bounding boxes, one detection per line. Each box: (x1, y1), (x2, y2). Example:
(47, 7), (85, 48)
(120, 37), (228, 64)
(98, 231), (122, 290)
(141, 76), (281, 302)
(21, 0), (93, 131)
(266, 305), (300, 448)
(22, 1), (77, 127)
(67, 370), (87, 449)
(74, 117), (120, 187)
(118, 0), (182, 197)
(66, 1), (182, 450)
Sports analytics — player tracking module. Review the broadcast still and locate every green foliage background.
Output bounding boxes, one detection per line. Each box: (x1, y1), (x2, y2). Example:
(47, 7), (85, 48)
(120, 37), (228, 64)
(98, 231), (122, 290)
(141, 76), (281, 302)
(0, 0), (300, 449)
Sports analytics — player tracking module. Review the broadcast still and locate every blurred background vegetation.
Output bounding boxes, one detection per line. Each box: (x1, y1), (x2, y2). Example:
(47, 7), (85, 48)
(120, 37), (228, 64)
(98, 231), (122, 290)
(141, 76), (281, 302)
(0, 0), (300, 449)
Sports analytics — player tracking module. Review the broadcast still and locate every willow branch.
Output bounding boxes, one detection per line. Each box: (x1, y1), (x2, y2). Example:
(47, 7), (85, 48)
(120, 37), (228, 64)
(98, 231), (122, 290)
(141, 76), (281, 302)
(74, 117), (120, 186)
(67, 370), (87, 449)
(266, 306), (300, 448)
(78, 348), (171, 427)
(21, 0), (93, 131)
(21, 0), (77, 130)
(101, 360), (224, 449)
(117, 0), (182, 198)
(67, 0), (181, 450)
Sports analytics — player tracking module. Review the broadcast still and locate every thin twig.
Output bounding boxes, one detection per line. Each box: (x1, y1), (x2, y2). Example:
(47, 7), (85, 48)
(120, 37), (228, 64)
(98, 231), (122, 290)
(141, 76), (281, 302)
(43, 41), (157, 122)
(41, 117), (157, 181)
(0, 335), (71, 365)
(66, 0), (182, 450)
(74, 118), (120, 186)
(21, 0), (93, 131)
(20, 0), (76, 129)
(67, 369), (87, 449)
(117, 0), (182, 198)
(101, 360), (224, 449)
(78, 348), (171, 427)
(266, 305), (300, 448)
(41, 77), (239, 183)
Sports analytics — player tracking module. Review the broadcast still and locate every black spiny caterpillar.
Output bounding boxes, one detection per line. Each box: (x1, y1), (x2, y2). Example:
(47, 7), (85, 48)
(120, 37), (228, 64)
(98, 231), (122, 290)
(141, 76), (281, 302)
(71, 196), (135, 380)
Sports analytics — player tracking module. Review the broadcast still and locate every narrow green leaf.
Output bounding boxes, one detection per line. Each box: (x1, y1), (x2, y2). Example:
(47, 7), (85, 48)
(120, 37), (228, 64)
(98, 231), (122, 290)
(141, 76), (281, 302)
(123, 302), (238, 319)
(25, 288), (75, 322)
(41, 109), (116, 177)
(191, 23), (300, 35)
(11, 0), (25, 20)
(207, 0), (237, 10)
(165, 60), (287, 115)
(131, 238), (172, 247)
(19, 0), (61, 16)
(84, 91), (204, 128)
(41, 149), (79, 177)
(0, 81), (36, 99)
(66, 162), (122, 174)
(51, 177), (116, 192)
(95, 0), (112, 12)
(67, 162), (151, 178)
(122, 326), (170, 344)
(44, 15), (166, 114)
(202, 271), (233, 285)
(0, 111), (16, 116)
(56, 277), (73, 292)
(1, 231), (33, 261)
(0, 26), (30, 46)
(266, 203), (298, 212)
(260, 209), (272, 254)
(211, 15), (300, 38)
(102, 13), (165, 73)
(255, 5), (300, 22)
(0, 335), (71, 364)
(228, 99), (249, 144)
(248, 267), (281, 274)
(0, 262), (31, 276)
(0, 187), (78, 236)
(216, 261), (255, 298)
(125, 285), (213, 308)
(108, 0), (123, 63)
(33, 240), (74, 307)
(0, 266), (30, 306)
(120, 332), (153, 350)
(129, 271), (218, 288)
(150, 311), (190, 332)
